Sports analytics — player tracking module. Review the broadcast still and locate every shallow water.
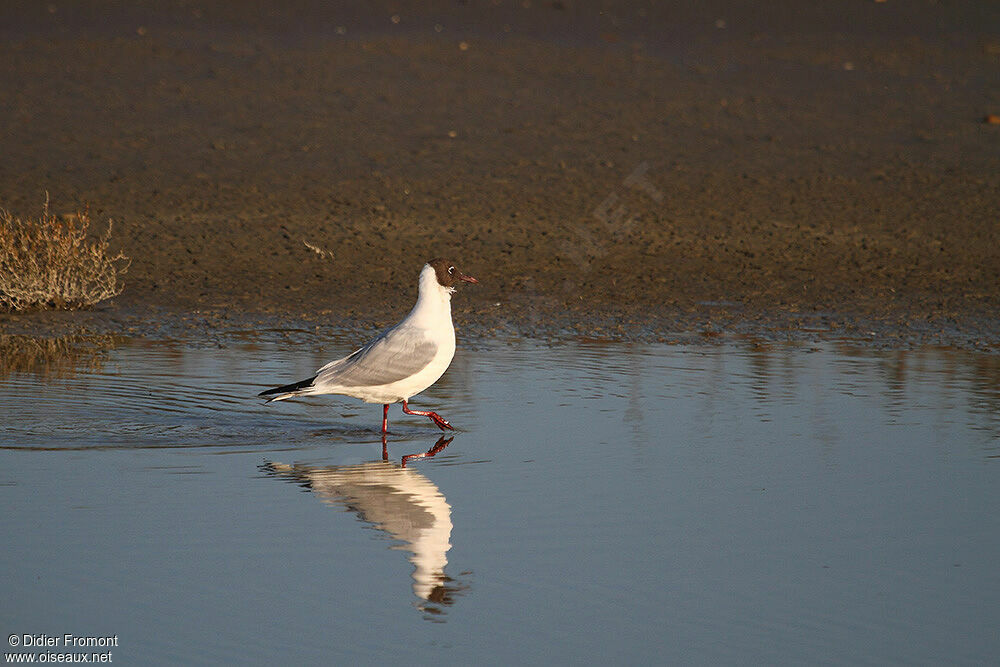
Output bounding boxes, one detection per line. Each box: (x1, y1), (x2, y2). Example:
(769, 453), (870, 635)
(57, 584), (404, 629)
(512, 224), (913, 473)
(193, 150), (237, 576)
(2, 336), (999, 665)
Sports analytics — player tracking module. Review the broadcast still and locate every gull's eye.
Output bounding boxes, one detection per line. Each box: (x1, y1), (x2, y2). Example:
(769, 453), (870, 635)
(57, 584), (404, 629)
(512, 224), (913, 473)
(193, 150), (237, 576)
(448, 266), (455, 274)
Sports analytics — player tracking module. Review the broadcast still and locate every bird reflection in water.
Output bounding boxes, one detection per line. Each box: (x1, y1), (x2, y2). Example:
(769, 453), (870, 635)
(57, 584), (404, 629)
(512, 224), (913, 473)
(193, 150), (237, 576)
(262, 435), (468, 619)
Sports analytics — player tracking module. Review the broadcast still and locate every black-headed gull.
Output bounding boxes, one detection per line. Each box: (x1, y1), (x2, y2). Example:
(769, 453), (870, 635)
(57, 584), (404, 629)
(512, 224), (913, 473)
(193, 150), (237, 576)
(258, 258), (478, 433)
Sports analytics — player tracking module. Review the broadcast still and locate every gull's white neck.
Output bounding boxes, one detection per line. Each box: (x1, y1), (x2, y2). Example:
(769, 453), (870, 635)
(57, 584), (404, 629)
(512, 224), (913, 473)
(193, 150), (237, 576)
(404, 264), (453, 330)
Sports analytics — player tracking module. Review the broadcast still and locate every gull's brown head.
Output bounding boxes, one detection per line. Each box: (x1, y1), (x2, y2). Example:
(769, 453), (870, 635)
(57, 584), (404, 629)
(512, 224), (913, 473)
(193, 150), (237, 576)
(427, 258), (478, 289)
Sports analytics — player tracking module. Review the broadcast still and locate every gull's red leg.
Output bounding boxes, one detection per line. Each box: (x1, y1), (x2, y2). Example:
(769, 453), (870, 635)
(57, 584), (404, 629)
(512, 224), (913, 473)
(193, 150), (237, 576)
(401, 400), (455, 431)
(382, 404), (389, 434)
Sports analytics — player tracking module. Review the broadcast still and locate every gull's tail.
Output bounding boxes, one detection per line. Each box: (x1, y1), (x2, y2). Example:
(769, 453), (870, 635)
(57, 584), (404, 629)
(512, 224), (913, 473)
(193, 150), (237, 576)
(258, 375), (317, 402)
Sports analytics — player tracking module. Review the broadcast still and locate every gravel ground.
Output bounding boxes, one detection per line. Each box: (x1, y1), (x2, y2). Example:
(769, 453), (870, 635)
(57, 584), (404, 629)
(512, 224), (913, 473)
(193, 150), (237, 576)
(1, 1), (998, 348)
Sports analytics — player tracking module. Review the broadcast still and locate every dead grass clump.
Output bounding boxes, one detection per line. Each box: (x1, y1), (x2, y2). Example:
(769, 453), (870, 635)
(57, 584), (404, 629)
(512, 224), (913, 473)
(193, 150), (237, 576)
(0, 196), (130, 311)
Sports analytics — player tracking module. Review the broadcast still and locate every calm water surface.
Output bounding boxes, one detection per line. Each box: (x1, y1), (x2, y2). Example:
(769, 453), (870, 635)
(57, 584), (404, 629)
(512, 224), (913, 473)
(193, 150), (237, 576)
(1, 336), (998, 665)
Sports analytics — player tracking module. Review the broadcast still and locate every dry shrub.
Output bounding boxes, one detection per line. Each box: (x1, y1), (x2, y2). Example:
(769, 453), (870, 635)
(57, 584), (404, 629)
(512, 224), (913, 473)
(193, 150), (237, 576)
(0, 195), (130, 311)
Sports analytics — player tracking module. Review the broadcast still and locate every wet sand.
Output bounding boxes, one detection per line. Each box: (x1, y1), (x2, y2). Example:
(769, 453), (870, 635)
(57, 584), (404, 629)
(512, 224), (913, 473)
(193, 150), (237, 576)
(1, 1), (998, 347)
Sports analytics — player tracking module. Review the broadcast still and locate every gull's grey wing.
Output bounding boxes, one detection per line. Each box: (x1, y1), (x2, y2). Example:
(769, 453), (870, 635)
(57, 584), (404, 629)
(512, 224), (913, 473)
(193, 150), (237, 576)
(314, 326), (437, 388)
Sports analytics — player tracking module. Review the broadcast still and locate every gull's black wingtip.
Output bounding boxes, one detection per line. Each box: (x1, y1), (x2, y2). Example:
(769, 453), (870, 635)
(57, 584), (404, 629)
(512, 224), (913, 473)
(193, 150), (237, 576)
(258, 375), (317, 399)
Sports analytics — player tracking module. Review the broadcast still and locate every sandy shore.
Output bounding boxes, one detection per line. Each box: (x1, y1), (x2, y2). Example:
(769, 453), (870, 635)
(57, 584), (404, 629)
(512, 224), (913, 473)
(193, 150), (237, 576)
(1, 1), (998, 347)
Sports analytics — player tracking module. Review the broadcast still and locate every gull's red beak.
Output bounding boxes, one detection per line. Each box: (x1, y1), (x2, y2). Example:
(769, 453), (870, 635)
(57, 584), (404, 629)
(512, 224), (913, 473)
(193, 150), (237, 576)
(458, 271), (478, 284)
